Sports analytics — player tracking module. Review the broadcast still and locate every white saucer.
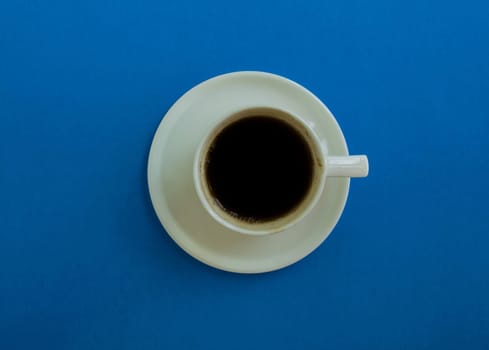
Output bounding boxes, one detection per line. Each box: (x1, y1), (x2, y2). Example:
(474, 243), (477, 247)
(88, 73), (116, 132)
(147, 71), (350, 273)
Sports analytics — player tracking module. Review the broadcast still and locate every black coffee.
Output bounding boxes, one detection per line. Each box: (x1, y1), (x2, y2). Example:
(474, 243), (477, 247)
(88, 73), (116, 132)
(205, 116), (314, 222)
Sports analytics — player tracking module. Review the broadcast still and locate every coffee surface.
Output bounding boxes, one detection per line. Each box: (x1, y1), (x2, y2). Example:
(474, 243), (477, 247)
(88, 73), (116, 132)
(205, 116), (314, 222)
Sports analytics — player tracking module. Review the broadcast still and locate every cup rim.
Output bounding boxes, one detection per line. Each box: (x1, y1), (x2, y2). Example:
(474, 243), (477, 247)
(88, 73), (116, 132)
(193, 106), (328, 236)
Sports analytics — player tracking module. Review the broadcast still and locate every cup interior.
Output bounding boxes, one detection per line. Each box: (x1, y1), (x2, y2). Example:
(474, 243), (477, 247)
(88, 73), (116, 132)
(194, 107), (326, 235)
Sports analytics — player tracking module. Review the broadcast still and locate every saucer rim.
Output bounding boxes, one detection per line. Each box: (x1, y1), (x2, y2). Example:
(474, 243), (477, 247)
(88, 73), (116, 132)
(147, 71), (350, 273)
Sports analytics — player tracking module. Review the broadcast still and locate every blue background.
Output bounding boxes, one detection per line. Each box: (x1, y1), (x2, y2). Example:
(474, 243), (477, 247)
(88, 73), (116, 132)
(1, 0), (488, 348)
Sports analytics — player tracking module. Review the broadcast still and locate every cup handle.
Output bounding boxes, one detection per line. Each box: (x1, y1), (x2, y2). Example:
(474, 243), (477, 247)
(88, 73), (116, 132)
(326, 155), (369, 178)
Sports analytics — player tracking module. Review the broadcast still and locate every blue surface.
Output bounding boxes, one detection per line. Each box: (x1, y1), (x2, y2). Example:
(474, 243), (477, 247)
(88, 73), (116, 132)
(1, 0), (488, 348)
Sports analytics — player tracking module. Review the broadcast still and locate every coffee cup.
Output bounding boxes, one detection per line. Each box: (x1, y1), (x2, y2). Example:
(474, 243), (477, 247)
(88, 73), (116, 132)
(193, 106), (368, 236)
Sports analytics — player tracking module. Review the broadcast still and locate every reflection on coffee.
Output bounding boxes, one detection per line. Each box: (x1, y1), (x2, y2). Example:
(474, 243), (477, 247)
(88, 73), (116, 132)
(205, 116), (314, 222)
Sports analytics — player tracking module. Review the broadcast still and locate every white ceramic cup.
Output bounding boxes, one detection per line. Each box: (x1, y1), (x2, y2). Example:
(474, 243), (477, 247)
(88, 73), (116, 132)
(193, 106), (368, 236)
